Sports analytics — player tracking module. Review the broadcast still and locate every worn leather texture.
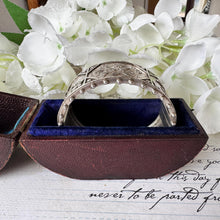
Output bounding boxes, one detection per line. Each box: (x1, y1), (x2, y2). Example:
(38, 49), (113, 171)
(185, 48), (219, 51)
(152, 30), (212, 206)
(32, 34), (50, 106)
(20, 99), (208, 180)
(0, 92), (38, 170)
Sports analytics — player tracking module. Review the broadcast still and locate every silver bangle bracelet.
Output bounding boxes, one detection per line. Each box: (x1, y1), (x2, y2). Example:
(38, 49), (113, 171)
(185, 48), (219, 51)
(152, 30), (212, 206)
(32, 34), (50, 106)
(57, 61), (177, 127)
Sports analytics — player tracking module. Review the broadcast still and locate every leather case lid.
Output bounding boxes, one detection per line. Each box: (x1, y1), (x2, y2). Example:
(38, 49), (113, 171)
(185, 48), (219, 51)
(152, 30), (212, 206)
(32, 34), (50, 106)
(0, 92), (38, 170)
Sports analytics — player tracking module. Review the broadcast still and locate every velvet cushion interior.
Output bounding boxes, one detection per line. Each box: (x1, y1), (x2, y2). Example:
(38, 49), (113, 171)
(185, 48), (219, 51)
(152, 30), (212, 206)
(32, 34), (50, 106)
(28, 99), (199, 136)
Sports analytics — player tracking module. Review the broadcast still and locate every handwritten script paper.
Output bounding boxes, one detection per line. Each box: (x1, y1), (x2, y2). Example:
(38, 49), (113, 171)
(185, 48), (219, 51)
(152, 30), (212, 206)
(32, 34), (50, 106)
(0, 134), (220, 219)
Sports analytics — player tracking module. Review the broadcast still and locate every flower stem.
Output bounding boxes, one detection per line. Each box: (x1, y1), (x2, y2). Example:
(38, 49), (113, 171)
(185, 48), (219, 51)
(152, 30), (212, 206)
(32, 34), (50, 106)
(0, 54), (17, 59)
(0, 58), (14, 62)
(129, 46), (138, 55)
(162, 45), (182, 53)
(154, 65), (164, 74)
(0, 65), (7, 69)
(0, 53), (24, 68)
(158, 45), (175, 65)
(174, 30), (185, 35)
(200, 72), (214, 80)
(136, 43), (160, 54)
(171, 39), (186, 44)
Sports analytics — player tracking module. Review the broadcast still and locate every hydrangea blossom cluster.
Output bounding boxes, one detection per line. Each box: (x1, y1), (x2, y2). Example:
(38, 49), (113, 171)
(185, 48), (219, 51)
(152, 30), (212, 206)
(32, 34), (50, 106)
(1, 0), (220, 134)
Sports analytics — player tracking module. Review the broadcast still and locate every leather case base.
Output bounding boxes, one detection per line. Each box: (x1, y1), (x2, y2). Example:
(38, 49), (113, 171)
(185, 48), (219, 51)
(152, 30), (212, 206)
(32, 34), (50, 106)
(18, 98), (208, 179)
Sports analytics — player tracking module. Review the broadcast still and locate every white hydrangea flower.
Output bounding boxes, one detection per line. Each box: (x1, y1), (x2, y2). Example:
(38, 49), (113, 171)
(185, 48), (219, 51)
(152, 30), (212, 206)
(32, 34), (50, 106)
(155, 12), (174, 40)
(194, 87), (220, 134)
(3, 0), (220, 120)
(76, 0), (99, 10)
(129, 0), (182, 43)
(77, 0), (128, 22)
(111, 34), (133, 55)
(154, 0), (182, 18)
(42, 90), (67, 100)
(77, 91), (100, 99)
(84, 48), (128, 69)
(62, 38), (94, 66)
(29, 0), (78, 38)
(92, 84), (116, 95)
(0, 34), (25, 94)
(21, 61), (76, 99)
(185, 9), (220, 42)
(59, 11), (113, 66)
(19, 1), (67, 76)
(67, 0), (79, 10)
(128, 16), (164, 45)
(21, 68), (42, 94)
(118, 0), (182, 60)
(62, 32), (112, 66)
(127, 54), (157, 69)
(161, 43), (209, 105)
(70, 11), (112, 39)
(85, 48), (157, 70)
(81, 47), (157, 97)
(120, 24), (146, 54)
(17, 31), (65, 76)
(111, 0), (134, 26)
(0, 34), (18, 54)
(136, 23), (164, 45)
(211, 45), (220, 84)
(4, 60), (24, 93)
(197, 37), (220, 59)
(96, 0), (127, 21)
(117, 84), (144, 98)
(42, 61), (76, 93)
(0, 59), (26, 95)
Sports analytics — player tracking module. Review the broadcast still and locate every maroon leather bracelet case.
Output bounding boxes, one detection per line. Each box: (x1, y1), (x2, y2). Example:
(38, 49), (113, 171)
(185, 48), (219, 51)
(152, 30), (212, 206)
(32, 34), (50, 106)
(0, 92), (208, 179)
(0, 92), (38, 170)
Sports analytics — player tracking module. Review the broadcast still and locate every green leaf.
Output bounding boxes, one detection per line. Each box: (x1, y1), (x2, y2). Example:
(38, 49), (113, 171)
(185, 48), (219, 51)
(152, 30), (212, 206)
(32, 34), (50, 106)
(1, 32), (25, 45)
(3, 0), (31, 33)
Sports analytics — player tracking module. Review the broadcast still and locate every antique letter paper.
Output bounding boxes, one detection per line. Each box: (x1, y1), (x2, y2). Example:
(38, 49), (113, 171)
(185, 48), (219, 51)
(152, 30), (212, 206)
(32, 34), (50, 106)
(0, 134), (220, 219)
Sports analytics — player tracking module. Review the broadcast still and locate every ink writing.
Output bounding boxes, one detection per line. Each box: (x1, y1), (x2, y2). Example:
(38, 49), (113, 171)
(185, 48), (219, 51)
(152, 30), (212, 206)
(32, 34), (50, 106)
(88, 173), (220, 213)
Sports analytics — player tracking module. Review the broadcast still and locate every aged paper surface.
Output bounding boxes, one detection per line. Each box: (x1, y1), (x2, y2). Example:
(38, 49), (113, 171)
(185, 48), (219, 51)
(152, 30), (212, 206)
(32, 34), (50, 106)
(0, 134), (220, 219)
(1, 1), (220, 218)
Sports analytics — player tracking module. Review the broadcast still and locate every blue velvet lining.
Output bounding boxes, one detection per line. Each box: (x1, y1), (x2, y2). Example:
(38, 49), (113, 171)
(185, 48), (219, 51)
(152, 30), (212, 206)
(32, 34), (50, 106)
(28, 99), (199, 136)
